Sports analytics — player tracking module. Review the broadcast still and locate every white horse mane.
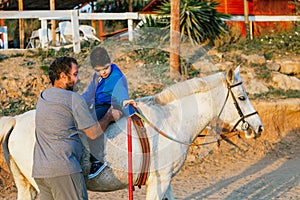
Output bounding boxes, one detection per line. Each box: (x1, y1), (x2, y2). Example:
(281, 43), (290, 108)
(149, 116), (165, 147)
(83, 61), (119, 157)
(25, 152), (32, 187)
(153, 72), (225, 105)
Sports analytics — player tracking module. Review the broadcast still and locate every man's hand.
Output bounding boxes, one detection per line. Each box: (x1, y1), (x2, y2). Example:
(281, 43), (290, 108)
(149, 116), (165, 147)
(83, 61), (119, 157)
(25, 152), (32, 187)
(107, 106), (123, 121)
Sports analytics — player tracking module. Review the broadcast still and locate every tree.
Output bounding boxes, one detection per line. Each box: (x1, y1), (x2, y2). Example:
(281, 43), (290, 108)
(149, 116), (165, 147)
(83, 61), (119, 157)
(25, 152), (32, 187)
(140, 0), (230, 76)
(243, 0), (250, 40)
(170, 0), (180, 75)
(157, 0), (230, 45)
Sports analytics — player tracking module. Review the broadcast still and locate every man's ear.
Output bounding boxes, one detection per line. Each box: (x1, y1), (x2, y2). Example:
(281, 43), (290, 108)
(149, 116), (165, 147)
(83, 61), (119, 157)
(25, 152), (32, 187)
(60, 72), (68, 80)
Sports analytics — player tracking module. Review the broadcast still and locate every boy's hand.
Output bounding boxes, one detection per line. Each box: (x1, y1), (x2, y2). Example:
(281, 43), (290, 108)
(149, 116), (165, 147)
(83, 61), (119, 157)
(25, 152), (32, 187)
(123, 99), (137, 108)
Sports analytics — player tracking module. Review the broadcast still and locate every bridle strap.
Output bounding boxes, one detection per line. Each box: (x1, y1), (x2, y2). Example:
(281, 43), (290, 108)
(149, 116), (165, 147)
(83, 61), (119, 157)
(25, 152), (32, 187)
(219, 81), (258, 132)
(230, 111), (258, 131)
(228, 82), (243, 88)
(217, 81), (244, 119)
(228, 82), (244, 118)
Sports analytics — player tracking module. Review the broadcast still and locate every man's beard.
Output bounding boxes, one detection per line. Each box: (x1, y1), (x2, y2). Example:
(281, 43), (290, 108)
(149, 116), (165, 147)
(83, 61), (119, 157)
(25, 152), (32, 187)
(66, 77), (79, 92)
(66, 82), (79, 92)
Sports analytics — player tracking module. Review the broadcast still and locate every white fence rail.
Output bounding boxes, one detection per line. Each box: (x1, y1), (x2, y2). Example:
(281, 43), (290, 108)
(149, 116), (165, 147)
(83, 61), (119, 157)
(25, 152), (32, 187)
(0, 11), (299, 53)
(227, 15), (300, 22)
(0, 10), (139, 53)
(225, 15), (300, 40)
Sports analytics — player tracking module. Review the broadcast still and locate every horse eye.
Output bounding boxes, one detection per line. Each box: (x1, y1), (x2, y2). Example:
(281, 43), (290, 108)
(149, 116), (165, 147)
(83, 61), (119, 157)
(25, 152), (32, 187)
(238, 96), (246, 101)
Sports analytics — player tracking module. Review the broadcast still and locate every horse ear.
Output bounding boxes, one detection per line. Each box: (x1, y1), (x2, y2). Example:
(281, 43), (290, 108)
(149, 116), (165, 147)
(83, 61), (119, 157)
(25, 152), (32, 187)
(234, 65), (241, 76)
(226, 68), (234, 83)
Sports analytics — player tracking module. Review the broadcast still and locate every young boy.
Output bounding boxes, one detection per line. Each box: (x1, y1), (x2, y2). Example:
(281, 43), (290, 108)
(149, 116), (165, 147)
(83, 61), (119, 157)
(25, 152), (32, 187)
(82, 47), (136, 179)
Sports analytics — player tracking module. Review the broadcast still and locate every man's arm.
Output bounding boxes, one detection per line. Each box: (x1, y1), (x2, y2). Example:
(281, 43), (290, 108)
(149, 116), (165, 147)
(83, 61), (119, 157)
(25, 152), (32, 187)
(82, 107), (122, 140)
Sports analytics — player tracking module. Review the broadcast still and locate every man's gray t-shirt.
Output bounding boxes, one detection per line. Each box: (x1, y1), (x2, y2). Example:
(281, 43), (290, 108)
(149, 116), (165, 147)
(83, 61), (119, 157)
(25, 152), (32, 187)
(32, 87), (97, 178)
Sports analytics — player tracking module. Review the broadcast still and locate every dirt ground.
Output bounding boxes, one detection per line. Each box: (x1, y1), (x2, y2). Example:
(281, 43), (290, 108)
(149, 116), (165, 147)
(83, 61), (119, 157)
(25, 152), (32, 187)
(94, 130), (300, 200)
(0, 49), (300, 199)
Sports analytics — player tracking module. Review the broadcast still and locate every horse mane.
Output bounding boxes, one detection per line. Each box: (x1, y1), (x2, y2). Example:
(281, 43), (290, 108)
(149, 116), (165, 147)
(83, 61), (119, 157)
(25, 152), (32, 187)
(154, 77), (210, 105)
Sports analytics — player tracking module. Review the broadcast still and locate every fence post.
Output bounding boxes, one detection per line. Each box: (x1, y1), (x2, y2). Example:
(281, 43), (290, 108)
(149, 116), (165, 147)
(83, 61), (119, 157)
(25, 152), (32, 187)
(128, 19), (133, 41)
(70, 10), (80, 54)
(40, 19), (48, 48)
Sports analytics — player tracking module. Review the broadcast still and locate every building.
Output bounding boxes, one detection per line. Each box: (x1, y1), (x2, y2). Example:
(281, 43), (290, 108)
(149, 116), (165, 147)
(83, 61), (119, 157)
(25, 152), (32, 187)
(216, 0), (297, 36)
(141, 0), (298, 37)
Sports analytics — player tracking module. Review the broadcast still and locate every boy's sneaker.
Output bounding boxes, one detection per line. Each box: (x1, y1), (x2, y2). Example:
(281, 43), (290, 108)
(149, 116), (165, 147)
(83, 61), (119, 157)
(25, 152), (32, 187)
(87, 161), (108, 179)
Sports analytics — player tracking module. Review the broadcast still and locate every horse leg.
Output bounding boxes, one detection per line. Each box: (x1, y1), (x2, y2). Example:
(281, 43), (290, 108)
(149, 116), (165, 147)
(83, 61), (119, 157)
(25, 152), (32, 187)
(10, 157), (38, 200)
(162, 184), (175, 200)
(145, 171), (172, 200)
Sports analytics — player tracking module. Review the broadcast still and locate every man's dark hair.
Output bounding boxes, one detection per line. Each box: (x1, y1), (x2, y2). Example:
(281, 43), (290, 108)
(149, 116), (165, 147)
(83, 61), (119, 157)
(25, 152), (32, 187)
(90, 47), (111, 68)
(48, 57), (78, 85)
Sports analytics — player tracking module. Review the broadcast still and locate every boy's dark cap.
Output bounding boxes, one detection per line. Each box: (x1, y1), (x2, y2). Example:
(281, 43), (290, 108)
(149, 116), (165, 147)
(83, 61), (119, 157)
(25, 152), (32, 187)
(90, 47), (111, 67)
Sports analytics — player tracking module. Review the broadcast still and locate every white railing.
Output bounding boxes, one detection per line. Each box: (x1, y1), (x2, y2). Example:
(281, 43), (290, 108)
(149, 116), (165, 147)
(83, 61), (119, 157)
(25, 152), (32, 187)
(0, 10), (139, 53)
(227, 15), (300, 22)
(138, 14), (300, 22)
(225, 15), (300, 39)
(0, 11), (299, 53)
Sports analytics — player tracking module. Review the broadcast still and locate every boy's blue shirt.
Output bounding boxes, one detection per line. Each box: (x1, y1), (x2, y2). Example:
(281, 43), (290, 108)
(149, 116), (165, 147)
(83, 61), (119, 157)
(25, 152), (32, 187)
(82, 64), (129, 108)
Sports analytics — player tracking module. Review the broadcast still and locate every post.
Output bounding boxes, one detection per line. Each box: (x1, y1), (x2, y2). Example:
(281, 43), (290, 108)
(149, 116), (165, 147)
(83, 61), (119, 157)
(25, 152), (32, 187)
(127, 117), (133, 200)
(243, 0), (250, 40)
(170, 0), (180, 76)
(40, 19), (48, 48)
(98, 20), (104, 41)
(70, 10), (81, 54)
(128, 18), (133, 41)
(250, 21), (253, 40)
(18, 0), (24, 49)
(50, 0), (56, 46)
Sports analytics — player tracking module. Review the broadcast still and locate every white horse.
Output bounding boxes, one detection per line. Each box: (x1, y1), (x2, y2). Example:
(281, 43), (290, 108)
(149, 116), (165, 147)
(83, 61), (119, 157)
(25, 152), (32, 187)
(0, 67), (263, 200)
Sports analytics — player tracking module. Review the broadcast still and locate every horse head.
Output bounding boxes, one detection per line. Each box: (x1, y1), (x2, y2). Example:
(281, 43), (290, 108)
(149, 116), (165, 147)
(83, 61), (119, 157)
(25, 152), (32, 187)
(220, 66), (263, 139)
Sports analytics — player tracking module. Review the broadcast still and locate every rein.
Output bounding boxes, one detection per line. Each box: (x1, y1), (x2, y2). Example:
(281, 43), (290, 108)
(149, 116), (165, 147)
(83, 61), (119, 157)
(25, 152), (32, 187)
(135, 111), (239, 147)
(134, 80), (258, 147)
(134, 112), (194, 146)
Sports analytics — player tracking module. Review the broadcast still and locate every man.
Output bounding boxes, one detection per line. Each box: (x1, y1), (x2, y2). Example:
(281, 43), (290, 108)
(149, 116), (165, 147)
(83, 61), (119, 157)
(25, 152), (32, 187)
(32, 57), (121, 200)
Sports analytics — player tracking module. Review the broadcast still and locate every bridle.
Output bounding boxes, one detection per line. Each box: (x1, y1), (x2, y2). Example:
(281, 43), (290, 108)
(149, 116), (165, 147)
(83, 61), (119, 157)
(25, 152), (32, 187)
(134, 79), (259, 146)
(218, 81), (258, 133)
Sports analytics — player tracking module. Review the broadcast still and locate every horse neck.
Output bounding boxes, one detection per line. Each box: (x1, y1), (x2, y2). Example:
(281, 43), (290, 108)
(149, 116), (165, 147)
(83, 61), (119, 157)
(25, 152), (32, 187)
(202, 72), (229, 117)
(183, 73), (228, 143)
(139, 73), (229, 145)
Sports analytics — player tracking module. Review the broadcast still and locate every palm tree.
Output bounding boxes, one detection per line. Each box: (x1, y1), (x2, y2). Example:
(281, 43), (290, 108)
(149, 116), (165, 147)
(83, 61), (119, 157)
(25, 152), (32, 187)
(139, 0), (230, 75)
(156, 0), (230, 45)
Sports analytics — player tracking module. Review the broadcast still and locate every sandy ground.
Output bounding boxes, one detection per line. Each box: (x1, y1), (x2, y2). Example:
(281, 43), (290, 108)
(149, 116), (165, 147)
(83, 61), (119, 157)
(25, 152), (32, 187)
(88, 129), (300, 200)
